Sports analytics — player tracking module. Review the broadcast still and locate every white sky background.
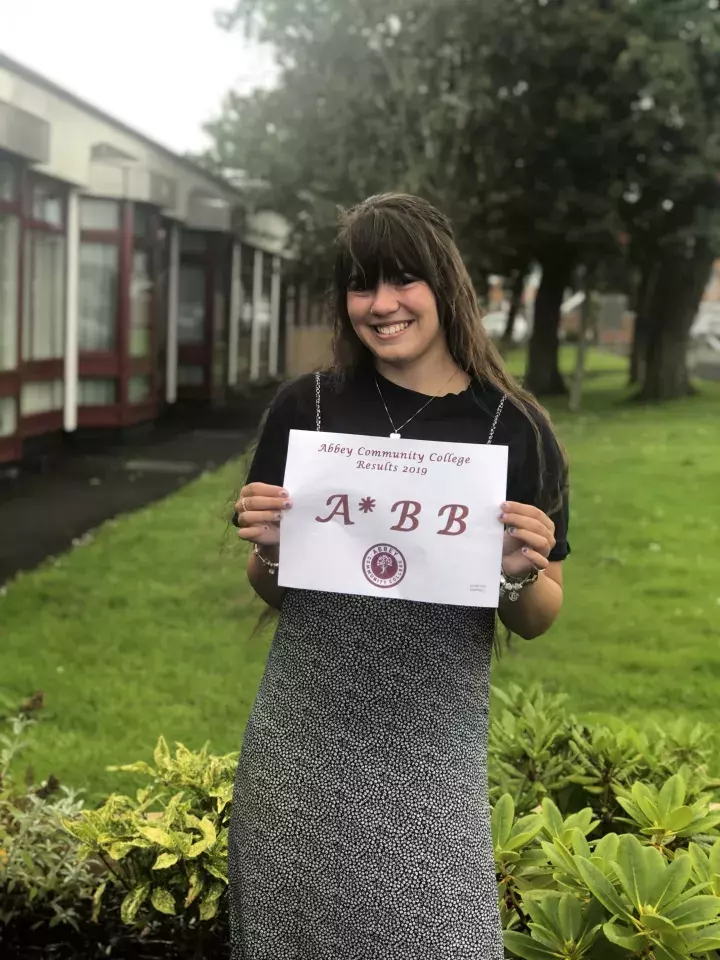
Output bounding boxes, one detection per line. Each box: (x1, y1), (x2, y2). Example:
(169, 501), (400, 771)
(2, 0), (278, 153)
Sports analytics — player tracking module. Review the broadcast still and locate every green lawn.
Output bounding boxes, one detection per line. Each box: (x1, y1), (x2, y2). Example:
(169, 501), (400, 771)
(496, 349), (720, 720)
(1, 350), (718, 801)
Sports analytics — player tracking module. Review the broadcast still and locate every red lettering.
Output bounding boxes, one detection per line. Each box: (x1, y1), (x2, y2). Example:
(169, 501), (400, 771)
(390, 500), (421, 532)
(315, 494), (355, 525)
(437, 504), (469, 536)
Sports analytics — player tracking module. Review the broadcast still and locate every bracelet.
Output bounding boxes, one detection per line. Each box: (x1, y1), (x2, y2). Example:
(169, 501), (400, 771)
(499, 568), (539, 603)
(253, 543), (279, 575)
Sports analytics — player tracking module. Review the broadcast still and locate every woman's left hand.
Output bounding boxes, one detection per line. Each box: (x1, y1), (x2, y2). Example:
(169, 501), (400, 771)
(499, 501), (556, 578)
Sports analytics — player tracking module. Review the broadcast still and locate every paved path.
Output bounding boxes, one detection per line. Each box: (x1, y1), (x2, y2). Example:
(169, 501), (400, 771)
(0, 397), (273, 587)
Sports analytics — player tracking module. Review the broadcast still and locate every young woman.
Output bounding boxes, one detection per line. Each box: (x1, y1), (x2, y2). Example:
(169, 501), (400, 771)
(229, 193), (569, 960)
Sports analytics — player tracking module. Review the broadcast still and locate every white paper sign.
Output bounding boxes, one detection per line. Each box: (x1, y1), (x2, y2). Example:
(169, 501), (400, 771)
(278, 430), (509, 608)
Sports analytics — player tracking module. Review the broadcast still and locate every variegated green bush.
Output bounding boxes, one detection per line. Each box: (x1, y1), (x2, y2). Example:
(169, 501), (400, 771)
(62, 736), (237, 929)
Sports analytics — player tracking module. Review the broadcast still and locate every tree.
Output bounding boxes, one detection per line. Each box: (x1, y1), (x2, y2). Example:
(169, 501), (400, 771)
(616, 0), (720, 399)
(211, 0), (631, 398)
(208, 0), (720, 400)
(208, 0), (490, 266)
(501, 265), (529, 349)
(445, 0), (637, 393)
(461, 0), (720, 398)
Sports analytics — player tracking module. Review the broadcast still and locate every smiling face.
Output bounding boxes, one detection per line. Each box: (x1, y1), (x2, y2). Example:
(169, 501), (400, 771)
(345, 271), (446, 368)
(333, 194), (496, 379)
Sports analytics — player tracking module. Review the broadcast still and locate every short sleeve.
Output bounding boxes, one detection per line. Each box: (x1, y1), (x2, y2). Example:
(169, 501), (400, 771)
(246, 376), (315, 486)
(507, 412), (570, 562)
(548, 491), (570, 562)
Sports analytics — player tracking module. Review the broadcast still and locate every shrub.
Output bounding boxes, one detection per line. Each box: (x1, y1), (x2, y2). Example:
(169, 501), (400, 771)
(497, 793), (720, 959)
(62, 735), (236, 949)
(490, 686), (720, 959)
(5, 683), (720, 959)
(0, 712), (97, 932)
(488, 684), (720, 824)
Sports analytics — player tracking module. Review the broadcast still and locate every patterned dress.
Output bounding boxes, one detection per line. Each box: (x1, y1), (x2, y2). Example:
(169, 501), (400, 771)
(228, 374), (509, 960)
(228, 590), (503, 960)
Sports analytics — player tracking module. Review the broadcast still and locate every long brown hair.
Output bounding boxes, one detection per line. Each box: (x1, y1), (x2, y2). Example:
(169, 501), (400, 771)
(330, 193), (568, 513)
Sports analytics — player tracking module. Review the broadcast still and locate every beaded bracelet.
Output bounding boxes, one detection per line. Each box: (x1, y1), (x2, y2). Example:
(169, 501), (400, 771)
(499, 568), (539, 602)
(253, 543), (279, 575)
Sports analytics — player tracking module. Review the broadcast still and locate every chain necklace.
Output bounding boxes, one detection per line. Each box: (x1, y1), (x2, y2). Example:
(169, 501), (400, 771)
(374, 370), (460, 439)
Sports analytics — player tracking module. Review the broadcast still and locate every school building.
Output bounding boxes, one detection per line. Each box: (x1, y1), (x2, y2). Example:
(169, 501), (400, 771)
(0, 53), (331, 465)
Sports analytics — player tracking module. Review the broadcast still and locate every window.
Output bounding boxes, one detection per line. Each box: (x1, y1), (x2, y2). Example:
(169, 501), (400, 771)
(181, 232), (206, 255)
(178, 265), (205, 344)
(80, 198), (120, 232)
(128, 374), (150, 404)
(257, 251), (272, 378)
(133, 205), (152, 239)
(78, 378), (117, 406)
(31, 182), (64, 227)
(130, 250), (152, 357)
(21, 379), (63, 416)
(79, 243), (118, 351)
(23, 232), (66, 360)
(177, 364), (204, 386)
(0, 397), (17, 437)
(285, 283), (297, 327)
(0, 214), (19, 371)
(234, 247), (252, 380)
(22, 176), (66, 362)
(0, 159), (17, 203)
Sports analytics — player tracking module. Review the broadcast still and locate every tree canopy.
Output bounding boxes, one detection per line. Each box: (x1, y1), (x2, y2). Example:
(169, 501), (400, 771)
(205, 0), (720, 399)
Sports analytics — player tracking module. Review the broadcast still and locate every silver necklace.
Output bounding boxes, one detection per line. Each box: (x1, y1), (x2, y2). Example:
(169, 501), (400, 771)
(374, 371), (460, 439)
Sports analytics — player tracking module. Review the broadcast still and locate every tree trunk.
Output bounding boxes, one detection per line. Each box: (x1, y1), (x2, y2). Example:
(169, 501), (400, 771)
(501, 268), (526, 347)
(569, 273), (595, 413)
(636, 242), (714, 401)
(525, 257), (571, 395)
(629, 264), (655, 386)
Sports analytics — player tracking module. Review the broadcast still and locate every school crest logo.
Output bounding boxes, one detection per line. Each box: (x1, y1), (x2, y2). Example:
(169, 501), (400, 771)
(362, 544), (407, 589)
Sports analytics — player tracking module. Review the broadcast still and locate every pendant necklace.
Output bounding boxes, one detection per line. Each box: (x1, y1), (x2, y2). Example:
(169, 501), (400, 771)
(374, 370), (460, 439)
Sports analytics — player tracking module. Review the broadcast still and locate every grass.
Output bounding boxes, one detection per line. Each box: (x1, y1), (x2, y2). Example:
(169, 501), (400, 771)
(495, 348), (720, 722)
(0, 469), (260, 802)
(1, 348), (719, 800)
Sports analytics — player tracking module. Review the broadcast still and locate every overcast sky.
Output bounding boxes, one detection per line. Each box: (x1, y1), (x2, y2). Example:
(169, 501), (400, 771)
(3, 0), (277, 153)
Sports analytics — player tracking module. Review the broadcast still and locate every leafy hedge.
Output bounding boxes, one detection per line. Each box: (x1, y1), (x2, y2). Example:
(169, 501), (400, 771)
(2, 686), (720, 959)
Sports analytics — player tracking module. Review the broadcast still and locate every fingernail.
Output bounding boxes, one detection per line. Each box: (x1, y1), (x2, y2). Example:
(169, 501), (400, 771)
(283, 499), (293, 509)
(280, 490), (289, 498)
(522, 547), (529, 554)
(508, 526), (516, 534)
(501, 502), (508, 510)
(275, 513), (282, 521)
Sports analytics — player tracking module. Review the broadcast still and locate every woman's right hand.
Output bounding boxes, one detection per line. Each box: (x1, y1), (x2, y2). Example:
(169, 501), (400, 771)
(234, 483), (291, 547)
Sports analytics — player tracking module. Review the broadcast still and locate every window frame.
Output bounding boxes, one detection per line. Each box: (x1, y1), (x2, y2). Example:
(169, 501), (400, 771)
(21, 173), (67, 375)
(0, 211), (20, 375)
(77, 200), (160, 425)
(0, 155), (24, 461)
(0, 167), (68, 445)
(0, 155), (23, 427)
(177, 229), (216, 398)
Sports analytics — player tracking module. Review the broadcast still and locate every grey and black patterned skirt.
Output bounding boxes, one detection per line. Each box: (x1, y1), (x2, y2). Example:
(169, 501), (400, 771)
(228, 589), (504, 960)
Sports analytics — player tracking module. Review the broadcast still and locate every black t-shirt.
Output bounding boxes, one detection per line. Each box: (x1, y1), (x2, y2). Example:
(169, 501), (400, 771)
(245, 370), (570, 562)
